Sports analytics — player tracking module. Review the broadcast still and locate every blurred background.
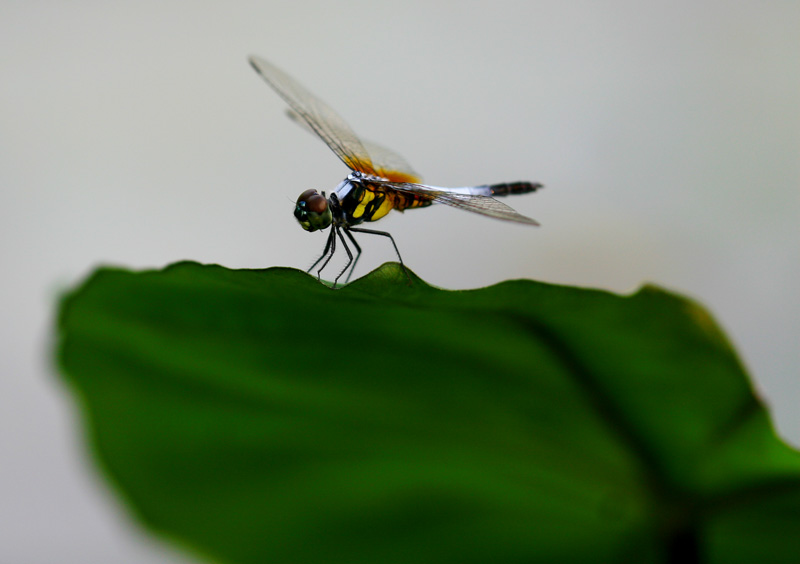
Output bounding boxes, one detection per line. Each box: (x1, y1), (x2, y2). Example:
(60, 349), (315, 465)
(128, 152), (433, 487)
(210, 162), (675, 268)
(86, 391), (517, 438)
(1, 1), (798, 562)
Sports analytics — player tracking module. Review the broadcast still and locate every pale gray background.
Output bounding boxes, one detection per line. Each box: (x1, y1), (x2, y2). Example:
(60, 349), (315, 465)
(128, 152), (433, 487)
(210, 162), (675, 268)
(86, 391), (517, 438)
(1, 1), (798, 562)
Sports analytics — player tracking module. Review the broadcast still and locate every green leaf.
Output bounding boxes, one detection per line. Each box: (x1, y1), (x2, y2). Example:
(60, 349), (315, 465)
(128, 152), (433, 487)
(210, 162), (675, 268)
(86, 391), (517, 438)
(56, 261), (800, 564)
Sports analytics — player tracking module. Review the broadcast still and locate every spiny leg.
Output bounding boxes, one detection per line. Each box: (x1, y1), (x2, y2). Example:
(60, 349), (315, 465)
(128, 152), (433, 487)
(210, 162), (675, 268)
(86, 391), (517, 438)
(311, 227), (337, 281)
(342, 229), (363, 284)
(308, 228), (335, 276)
(333, 226), (355, 288)
(348, 227), (411, 284)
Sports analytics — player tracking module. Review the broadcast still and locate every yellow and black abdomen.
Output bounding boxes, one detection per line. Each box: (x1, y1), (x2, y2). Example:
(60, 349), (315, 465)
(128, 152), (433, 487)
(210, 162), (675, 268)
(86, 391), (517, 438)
(338, 180), (433, 226)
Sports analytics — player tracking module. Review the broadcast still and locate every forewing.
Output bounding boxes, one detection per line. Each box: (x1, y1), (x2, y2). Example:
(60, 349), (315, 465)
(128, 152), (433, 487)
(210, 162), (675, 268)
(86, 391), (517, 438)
(249, 56), (377, 174)
(285, 109), (422, 184)
(386, 182), (540, 225)
(360, 140), (422, 183)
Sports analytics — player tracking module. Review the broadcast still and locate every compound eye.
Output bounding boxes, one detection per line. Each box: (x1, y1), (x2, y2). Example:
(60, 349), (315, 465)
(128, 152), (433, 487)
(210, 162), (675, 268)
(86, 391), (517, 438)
(294, 190), (332, 232)
(300, 189), (328, 214)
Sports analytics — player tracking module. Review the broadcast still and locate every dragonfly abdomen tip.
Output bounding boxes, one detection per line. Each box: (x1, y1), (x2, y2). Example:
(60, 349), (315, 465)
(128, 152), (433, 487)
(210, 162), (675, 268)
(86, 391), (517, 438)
(488, 181), (543, 197)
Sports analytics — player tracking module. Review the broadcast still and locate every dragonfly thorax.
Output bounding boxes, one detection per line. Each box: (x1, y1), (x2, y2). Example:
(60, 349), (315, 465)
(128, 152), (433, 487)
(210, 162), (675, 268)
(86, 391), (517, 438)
(333, 172), (398, 226)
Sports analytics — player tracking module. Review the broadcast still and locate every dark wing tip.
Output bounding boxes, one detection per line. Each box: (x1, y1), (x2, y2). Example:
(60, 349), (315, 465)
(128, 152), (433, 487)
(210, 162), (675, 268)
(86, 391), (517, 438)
(248, 55), (264, 74)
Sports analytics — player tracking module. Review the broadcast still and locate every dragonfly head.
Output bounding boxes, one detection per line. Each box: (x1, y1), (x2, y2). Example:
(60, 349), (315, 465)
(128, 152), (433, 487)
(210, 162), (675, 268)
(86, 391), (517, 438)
(294, 189), (332, 232)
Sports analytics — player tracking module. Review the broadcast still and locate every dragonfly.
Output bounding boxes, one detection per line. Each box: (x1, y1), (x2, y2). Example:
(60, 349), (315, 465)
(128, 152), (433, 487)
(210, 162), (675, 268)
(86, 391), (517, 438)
(248, 55), (543, 287)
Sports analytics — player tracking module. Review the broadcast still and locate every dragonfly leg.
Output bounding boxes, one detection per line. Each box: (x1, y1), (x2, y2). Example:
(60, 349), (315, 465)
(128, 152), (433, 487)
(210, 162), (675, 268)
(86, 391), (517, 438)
(333, 226), (354, 288)
(348, 227), (411, 284)
(310, 227), (336, 281)
(342, 229), (363, 284)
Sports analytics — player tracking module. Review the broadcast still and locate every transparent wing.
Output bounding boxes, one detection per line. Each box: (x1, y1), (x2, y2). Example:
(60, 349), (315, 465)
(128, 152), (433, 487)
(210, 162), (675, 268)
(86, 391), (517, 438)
(381, 181), (540, 225)
(285, 109), (422, 183)
(249, 55), (377, 174)
(360, 140), (422, 183)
